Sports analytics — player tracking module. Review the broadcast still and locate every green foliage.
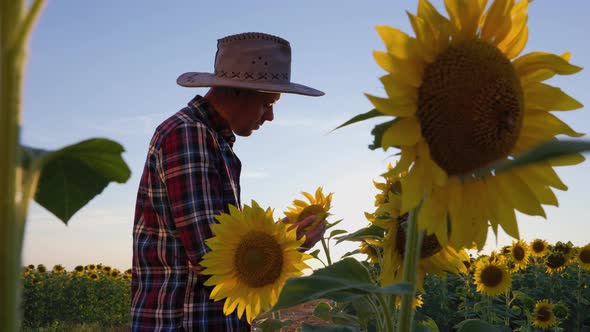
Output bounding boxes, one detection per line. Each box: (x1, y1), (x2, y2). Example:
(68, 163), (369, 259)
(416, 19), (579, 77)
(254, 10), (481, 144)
(418, 257), (590, 331)
(20, 266), (131, 329)
(22, 139), (131, 223)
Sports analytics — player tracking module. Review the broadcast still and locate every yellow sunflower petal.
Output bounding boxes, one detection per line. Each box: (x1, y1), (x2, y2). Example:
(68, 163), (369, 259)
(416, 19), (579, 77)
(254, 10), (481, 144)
(380, 75), (419, 100)
(417, 0), (451, 53)
(445, 0), (487, 41)
(365, 93), (417, 117)
(514, 52), (583, 79)
(481, 0), (513, 45)
(497, 0), (529, 58)
(497, 172), (546, 217)
(524, 82), (583, 111)
(375, 25), (423, 60)
(549, 153), (586, 167)
(521, 111), (584, 138)
(401, 162), (425, 213)
(382, 117), (422, 149)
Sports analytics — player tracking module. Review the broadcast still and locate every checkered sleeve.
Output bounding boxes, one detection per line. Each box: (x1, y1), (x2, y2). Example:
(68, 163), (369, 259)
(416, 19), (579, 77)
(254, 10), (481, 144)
(159, 122), (224, 266)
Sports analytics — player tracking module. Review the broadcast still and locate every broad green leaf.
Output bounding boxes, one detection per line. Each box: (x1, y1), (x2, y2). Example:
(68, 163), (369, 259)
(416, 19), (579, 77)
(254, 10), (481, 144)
(24, 138), (131, 223)
(335, 225), (385, 244)
(272, 258), (411, 311)
(472, 139), (590, 178)
(300, 323), (360, 332)
(454, 319), (502, 332)
(369, 119), (399, 150)
(332, 109), (385, 131)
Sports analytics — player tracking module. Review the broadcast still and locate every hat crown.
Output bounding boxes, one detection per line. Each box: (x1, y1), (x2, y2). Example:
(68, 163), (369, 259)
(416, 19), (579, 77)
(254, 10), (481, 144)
(213, 32), (291, 83)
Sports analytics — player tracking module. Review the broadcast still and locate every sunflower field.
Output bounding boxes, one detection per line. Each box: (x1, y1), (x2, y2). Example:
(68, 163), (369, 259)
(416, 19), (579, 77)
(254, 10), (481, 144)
(20, 264), (131, 330)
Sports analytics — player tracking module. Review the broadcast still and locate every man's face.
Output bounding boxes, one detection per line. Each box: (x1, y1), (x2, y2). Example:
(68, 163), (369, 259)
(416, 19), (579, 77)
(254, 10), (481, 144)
(230, 91), (280, 137)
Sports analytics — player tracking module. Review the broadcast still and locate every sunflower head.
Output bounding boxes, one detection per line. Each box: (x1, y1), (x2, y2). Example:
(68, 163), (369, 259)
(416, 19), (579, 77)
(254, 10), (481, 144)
(359, 240), (382, 265)
(202, 201), (312, 324)
(360, 0), (584, 252)
(86, 264), (96, 271)
(553, 241), (576, 261)
(576, 244), (590, 269)
(52, 264), (65, 274)
(88, 272), (99, 281)
(531, 239), (549, 257)
(36, 264), (46, 273)
(473, 257), (512, 296)
(532, 300), (557, 330)
(284, 187), (333, 230)
(510, 239), (530, 270)
(545, 251), (568, 273)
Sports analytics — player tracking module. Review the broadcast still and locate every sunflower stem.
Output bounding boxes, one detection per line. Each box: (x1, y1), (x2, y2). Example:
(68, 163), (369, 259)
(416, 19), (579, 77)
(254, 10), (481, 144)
(320, 238), (332, 266)
(376, 294), (394, 332)
(397, 206), (422, 332)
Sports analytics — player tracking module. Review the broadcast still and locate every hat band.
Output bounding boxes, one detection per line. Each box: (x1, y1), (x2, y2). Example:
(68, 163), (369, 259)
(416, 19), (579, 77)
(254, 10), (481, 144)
(214, 70), (289, 82)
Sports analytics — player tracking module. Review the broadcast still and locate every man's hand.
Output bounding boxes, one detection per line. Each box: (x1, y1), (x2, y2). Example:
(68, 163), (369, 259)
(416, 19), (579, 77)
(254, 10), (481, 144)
(284, 215), (327, 251)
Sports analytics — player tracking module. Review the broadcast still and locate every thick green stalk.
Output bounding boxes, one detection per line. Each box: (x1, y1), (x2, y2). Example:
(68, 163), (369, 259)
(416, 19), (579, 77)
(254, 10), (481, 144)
(320, 238), (332, 266)
(397, 207), (422, 331)
(0, 0), (45, 330)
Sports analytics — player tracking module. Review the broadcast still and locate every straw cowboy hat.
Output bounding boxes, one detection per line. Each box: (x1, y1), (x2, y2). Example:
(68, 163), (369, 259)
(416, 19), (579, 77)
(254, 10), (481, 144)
(177, 32), (324, 97)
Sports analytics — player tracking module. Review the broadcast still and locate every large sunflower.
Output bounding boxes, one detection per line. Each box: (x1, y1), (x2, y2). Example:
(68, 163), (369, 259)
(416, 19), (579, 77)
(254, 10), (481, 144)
(201, 201), (312, 323)
(367, 0), (584, 250)
(532, 300), (557, 330)
(530, 238), (549, 258)
(284, 187), (333, 231)
(576, 244), (590, 270)
(473, 256), (512, 296)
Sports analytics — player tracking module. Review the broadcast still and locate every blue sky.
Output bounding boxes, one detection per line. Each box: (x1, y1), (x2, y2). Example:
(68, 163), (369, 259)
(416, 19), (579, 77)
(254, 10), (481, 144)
(21, 0), (590, 270)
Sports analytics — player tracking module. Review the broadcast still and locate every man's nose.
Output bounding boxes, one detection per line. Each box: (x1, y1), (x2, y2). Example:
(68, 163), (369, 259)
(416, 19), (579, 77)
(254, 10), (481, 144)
(263, 109), (274, 122)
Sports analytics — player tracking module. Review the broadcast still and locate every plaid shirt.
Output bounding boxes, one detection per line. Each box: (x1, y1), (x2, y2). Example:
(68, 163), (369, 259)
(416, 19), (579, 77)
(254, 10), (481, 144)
(132, 95), (250, 331)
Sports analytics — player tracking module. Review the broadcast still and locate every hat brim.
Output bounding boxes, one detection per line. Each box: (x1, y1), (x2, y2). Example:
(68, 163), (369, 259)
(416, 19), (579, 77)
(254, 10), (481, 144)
(177, 72), (324, 97)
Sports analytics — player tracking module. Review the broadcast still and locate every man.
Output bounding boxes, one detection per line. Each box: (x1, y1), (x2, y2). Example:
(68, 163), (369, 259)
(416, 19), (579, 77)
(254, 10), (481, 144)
(131, 32), (325, 331)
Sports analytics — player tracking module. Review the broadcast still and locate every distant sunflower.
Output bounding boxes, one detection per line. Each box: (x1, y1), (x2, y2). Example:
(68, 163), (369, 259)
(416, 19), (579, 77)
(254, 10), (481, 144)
(284, 187), (333, 231)
(36, 264), (46, 273)
(201, 201), (312, 324)
(380, 213), (468, 290)
(86, 264), (96, 272)
(52, 264), (65, 274)
(545, 251), (568, 273)
(359, 240), (381, 265)
(88, 272), (99, 281)
(473, 257), (512, 296)
(510, 239), (530, 270)
(102, 266), (112, 274)
(532, 300), (557, 330)
(531, 239), (549, 257)
(576, 244), (590, 269)
(553, 241), (576, 262)
(74, 265), (84, 273)
(365, 0), (584, 250)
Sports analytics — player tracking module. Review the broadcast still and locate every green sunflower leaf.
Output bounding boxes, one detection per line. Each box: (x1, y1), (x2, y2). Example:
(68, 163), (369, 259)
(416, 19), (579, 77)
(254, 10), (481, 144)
(271, 258), (412, 311)
(332, 109), (385, 132)
(22, 138), (131, 224)
(334, 225), (385, 244)
(473, 139), (590, 178)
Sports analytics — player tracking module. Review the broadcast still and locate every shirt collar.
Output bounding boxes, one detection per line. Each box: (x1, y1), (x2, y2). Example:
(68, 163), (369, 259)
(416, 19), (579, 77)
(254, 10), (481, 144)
(188, 95), (236, 146)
